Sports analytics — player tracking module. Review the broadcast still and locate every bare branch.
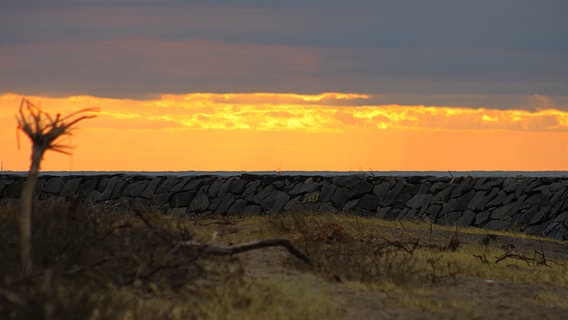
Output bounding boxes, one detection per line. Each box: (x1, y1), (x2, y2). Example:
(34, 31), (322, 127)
(176, 239), (313, 265)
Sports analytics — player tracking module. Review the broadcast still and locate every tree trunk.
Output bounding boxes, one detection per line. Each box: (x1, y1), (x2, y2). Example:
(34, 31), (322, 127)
(20, 147), (42, 275)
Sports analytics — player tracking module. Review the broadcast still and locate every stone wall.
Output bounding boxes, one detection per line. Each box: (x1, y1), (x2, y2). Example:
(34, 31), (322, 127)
(1, 174), (567, 240)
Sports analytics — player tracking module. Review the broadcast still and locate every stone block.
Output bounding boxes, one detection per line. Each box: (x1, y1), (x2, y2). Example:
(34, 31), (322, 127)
(78, 178), (98, 198)
(61, 177), (82, 196)
(215, 194), (236, 215)
(170, 191), (197, 207)
(156, 177), (179, 193)
(260, 190), (290, 213)
(289, 182), (320, 196)
(484, 219), (513, 231)
(189, 192), (210, 212)
(123, 180), (150, 197)
(456, 210), (476, 227)
(318, 202), (338, 213)
(332, 175), (364, 189)
(44, 177), (64, 194)
(376, 207), (391, 218)
(406, 194), (432, 210)
(331, 187), (350, 209)
(319, 182), (337, 203)
(242, 180), (261, 201)
(141, 177), (162, 199)
(474, 210), (491, 226)
(170, 177), (192, 192)
(343, 199), (359, 212)
(358, 194), (382, 211)
(167, 207), (187, 216)
(151, 193), (171, 207)
(256, 185), (275, 201)
(373, 180), (395, 196)
(283, 196), (302, 211)
(229, 178), (248, 194)
(227, 199), (249, 215)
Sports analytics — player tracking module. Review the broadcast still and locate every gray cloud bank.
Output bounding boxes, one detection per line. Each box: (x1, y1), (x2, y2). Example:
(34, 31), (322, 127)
(1, 0), (567, 109)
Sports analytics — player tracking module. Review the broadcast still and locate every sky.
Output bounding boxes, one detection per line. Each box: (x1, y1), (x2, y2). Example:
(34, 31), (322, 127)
(1, 0), (567, 171)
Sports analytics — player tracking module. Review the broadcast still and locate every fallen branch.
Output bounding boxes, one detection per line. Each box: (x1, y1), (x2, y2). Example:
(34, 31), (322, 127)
(176, 239), (312, 265)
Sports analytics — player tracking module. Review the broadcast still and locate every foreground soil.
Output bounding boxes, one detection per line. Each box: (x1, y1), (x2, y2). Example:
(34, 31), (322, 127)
(205, 215), (568, 319)
(1, 205), (567, 319)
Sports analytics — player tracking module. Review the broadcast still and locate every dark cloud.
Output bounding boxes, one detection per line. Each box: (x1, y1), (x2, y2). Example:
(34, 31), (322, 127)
(1, 0), (567, 108)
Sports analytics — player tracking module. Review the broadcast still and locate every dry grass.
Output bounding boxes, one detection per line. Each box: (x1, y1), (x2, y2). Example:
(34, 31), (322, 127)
(1, 202), (567, 319)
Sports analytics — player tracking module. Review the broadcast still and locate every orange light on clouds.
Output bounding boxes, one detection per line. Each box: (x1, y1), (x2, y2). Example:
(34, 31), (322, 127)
(0, 93), (567, 171)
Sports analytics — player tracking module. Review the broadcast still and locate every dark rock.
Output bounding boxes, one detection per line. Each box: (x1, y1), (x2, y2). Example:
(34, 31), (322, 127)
(518, 193), (546, 210)
(189, 193), (210, 212)
(424, 205), (442, 220)
(431, 185), (454, 204)
(373, 180), (395, 196)
(484, 219), (513, 231)
(229, 178), (248, 194)
(78, 179), (98, 198)
(492, 202), (520, 220)
(0, 178), (12, 195)
(242, 205), (262, 215)
(376, 207), (391, 218)
(170, 177), (193, 192)
(406, 194), (432, 210)
(156, 177), (179, 193)
(123, 180), (150, 197)
(215, 194), (236, 215)
(482, 178), (504, 190)
(444, 190), (475, 213)
(44, 177), (64, 194)
(474, 210), (491, 226)
(429, 181), (448, 194)
(141, 177), (162, 199)
(227, 199), (249, 215)
(380, 179), (406, 206)
(359, 194), (382, 211)
(289, 182), (320, 196)
(344, 199), (359, 212)
(242, 180), (261, 201)
(171, 191), (197, 207)
(319, 182), (337, 203)
(61, 178), (82, 197)
(256, 185), (275, 201)
(466, 191), (488, 211)
(332, 175), (364, 189)
(184, 178), (205, 191)
(110, 178), (128, 199)
(167, 208), (187, 216)
(151, 193), (172, 207)
(283, 196), (302, 211)
(319, 202), (338, 213)
(456, 210), (476, 226)
(261, 190), (290, 213)
(450, 177), (475, 198)
(331, 187), (350, 209)
(486, 190), (514, 208)
(517, 206), (539, 225)
(503, 177), (521, 193)
(208, 179), (223, 197)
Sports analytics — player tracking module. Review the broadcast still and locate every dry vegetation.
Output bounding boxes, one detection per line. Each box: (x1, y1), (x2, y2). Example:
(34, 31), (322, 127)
(1, 199), (568, 319)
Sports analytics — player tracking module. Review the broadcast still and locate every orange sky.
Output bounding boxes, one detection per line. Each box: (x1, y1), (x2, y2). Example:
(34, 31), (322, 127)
(1, 93), (567, 171)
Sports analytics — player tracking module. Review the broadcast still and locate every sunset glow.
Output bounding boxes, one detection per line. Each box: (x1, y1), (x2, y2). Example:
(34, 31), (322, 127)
(1, 93), (566, 172)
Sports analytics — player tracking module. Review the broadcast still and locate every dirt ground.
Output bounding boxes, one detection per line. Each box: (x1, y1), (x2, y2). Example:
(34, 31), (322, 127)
(233, 223), (568, 320)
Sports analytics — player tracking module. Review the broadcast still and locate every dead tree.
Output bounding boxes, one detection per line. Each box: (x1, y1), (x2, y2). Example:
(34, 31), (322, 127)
(15, 98), (97, 275)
